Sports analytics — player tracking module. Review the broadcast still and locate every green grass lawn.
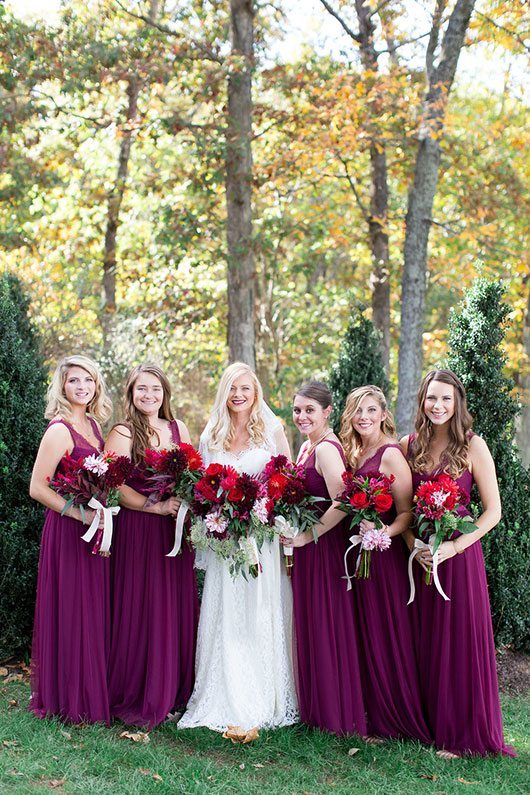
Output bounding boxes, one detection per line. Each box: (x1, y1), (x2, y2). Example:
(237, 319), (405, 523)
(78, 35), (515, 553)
(0, 681), (527, 795)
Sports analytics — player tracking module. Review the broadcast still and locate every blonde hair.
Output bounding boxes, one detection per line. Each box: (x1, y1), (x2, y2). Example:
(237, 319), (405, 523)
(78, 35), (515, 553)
(410, 369), (472, 477)
(340, 385), (396, 469)
(45, 354), (112, 424)
(208, 362), (267, 451)
(122, 363), (175, 465)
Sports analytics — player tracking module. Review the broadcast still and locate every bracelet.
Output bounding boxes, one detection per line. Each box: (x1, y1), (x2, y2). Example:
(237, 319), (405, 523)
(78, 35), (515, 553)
(453, 540), (464, 554)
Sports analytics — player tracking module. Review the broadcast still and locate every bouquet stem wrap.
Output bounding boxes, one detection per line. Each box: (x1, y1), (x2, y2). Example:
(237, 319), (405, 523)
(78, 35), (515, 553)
(407, 534), (449, 604)
(274, 516), (297, 576)
(80, 497), (120, 555)
(166, 500), (189, 557)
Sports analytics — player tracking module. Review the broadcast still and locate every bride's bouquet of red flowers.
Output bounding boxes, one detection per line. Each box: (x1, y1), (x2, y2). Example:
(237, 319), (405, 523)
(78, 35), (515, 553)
(414, 473), (477, 584)
(49, 451), (133, 555)
(143, 443), (204, 556)
(190, 463), (274, 578)
(259, 455), (324, 575)
(336, 470), (394, 582)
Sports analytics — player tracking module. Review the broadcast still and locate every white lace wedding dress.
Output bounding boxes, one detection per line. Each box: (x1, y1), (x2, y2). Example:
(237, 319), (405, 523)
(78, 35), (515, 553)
(178, 428), (299, 732)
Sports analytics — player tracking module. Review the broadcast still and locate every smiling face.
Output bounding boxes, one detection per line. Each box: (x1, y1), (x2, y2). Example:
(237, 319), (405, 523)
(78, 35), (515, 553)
(352, 393), (386, 441)
(292, 395), (331, 439)
(423, 380), (456, 426)
(227, 374), (256, 417)
(132, 371), (164, 417)
(63, 366), (96, 408)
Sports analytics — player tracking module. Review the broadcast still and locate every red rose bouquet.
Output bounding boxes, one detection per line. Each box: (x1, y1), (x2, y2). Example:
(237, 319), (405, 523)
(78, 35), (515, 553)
(143, 443), (204, 556)
(190, 463), (273, 578)
(336, 470), (394, 584)
(259, 455), (324, 575)
(49, 450), (133, 555)
(407, 474), (477, 601)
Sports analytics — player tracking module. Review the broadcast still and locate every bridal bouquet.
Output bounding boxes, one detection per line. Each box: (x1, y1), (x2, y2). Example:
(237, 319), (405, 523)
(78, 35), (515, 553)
(49, 451), (133, 555)
(190, 463), (273, 578)
(143, 443), (204, 556)
(336, 470), (394, 584)
(259, 455), (323, 575)
(408, 474), (477, 600)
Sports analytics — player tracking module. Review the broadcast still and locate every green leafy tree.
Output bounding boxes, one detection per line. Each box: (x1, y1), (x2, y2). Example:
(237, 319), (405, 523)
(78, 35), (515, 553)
(0, 274), (47, 659)
(329, 306), (390, 432)
(447, 277), (530, 650)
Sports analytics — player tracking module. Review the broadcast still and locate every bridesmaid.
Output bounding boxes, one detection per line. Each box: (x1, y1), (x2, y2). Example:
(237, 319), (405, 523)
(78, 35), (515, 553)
(106, 363), (199, 729)
(281, 381), (366, 736)
(29, 354), (112, 723)
(340, 386), (431, 744)
(401, 369), (515, 757)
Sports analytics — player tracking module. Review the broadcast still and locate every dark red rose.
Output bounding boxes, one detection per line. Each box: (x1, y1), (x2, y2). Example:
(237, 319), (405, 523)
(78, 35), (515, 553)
(373, 492), (393, 513)
(228, 486), (244, 503)
(205, 463), (223, 477)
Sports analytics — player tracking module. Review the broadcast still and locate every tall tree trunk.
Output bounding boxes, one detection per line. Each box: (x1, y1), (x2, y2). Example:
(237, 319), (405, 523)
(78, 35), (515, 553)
(101, 0), (160, 348)
(226, 0), (256, 368)
(355, 0), (391, 371)
(395, 0), (476, 432)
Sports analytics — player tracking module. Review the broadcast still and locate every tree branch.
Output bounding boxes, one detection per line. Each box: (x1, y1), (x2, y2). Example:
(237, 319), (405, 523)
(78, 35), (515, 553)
(375, 29), (432, 55)
(114, 0), (223, 62)
(476, 11), (530, 53)
(368, 0), (393, 20)
(335, 152), (370, 221)
(318, 0), (361, 43)
(426, 0), (447, 79)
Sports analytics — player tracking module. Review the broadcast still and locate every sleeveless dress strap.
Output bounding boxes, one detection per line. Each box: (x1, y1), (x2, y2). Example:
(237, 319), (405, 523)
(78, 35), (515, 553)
(48, 418), (79, 448)
(170, 420), (181, 446)
(87, 416), (105, 448)
(318, 438), (347, 465)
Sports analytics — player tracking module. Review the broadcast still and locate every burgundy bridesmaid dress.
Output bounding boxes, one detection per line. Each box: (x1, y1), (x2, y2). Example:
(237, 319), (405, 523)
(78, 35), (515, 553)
(108, 420), (199, 729)
(350, 443), (431, 743)
(407, 434), (515, 756)
(30, 418), (111, 724)
(291, 439), (366, 736)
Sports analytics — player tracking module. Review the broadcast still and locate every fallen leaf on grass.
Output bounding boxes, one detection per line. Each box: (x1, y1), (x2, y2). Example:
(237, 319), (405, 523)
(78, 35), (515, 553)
(457, 779), (479, 785)
(348, 747), (360, 756)
(253, 763), (265, 768)
(119, 730), (150, 743)
(222, 725), (259, 744)
(4, 674), (23, 683)
(60, 730), (71, 740)
(419, 774), (438, 780)
(0, 667), (8, 676)
(49, 780), (66, 789)
(8, 768), (23, 777)
(8, 699), (18, 707)
(152, 774), (163, 782)
(138, 769), (151, 776)
(239, 763), (245, 770)
(3, 740), (19, 748)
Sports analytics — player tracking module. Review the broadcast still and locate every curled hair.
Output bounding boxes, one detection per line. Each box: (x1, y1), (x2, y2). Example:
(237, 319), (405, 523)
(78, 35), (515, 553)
(45, 354), (112, 424)
(208, 362), (266, 451)
(339, 385), (396, 469)
(122, 363), (174, 464)
(294, 381), (332, 410)
(410, 369), (473, 477)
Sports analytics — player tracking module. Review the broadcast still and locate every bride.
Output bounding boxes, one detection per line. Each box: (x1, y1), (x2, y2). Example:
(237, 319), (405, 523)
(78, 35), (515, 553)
(178, 362), (298, 732)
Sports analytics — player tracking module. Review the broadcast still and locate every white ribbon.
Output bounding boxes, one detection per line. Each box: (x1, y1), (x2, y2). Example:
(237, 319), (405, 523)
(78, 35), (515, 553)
(343, 534), (363, 591)
(407, 534), (449, 604)
(274, 515), (297, 558)
(80, 497), (120, 554)
(166, 500), (189, 557)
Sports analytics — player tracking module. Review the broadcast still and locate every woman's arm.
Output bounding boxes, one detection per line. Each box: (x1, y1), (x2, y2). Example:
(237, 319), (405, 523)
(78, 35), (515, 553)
(29, 423), (93, 524)
(105, 426), (178, 516)
(177, 420), (192, 445)
(378, 447), (413, 538)
(283, 442), (347, 547)
(437, 435), (502, 563)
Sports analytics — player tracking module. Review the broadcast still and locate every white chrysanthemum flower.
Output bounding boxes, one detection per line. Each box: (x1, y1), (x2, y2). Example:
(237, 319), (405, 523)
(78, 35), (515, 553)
(205, 509), (228, 536)
(83, 454), (109, 475)
(252, 497), (269, 524)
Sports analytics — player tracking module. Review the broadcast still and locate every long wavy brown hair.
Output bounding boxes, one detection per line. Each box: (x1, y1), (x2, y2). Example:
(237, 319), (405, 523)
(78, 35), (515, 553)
(122, 363), (175, 464)
(340, 385), (396, 469)
(410, 369), (472, 477)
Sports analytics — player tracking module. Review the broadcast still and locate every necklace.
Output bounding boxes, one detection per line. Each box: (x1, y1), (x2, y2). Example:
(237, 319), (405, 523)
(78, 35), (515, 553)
(301, 428), (333, 462)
